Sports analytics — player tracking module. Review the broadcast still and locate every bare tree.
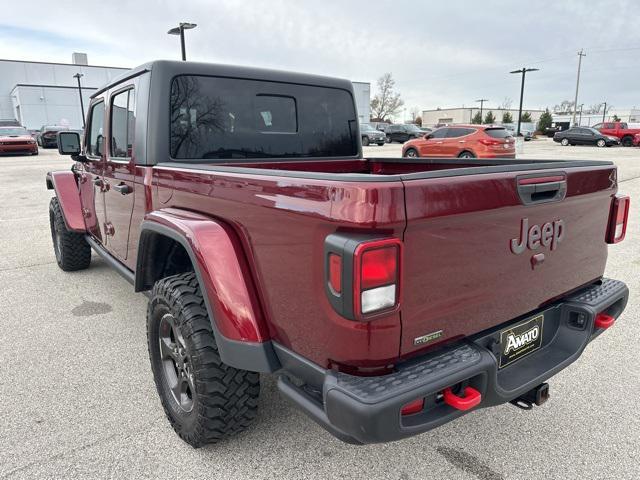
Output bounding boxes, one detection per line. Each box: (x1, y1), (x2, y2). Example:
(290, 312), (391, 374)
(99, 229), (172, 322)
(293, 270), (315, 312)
(499, 97), (513, 110)
(553, 100), (575, 114)
(409, 106), (420, 123)
(370, 73), (404, 121)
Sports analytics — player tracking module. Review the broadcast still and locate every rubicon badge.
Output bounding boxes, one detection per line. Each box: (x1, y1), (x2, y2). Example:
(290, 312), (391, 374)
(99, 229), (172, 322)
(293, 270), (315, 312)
(414, 330), (443, 346)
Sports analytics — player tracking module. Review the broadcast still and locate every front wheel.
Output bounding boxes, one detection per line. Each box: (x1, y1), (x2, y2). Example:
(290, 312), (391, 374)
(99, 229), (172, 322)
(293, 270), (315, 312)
(147, 272), (260, 448)
(596, 139), (606, 148)
(560, 138), (569, 146)
(385, 135), (392, 143)
(49, 197), (91, 271)
(362, 136), (370, 146)
(458, 151), (476, 158)
(404, 148), (418, 158)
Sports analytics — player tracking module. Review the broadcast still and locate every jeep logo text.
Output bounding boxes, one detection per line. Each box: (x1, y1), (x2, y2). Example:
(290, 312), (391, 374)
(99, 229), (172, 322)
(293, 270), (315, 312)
(510, 218), (564, 255)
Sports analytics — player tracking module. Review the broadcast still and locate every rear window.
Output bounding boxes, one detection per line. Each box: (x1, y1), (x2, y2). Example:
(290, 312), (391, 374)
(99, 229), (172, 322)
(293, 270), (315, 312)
(169, 75), (358, 159)
(484, 128), (511, 139)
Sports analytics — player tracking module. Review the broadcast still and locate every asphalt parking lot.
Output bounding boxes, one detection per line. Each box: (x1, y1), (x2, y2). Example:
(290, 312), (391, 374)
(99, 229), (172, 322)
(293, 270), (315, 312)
(1, 142), (638, 480)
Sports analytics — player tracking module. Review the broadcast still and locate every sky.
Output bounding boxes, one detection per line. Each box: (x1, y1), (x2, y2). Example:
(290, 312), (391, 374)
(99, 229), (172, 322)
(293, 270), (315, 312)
(1, 0), (638, 116)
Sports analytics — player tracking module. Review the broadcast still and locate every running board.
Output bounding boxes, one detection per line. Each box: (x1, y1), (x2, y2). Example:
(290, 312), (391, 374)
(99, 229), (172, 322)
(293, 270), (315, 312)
(84, 235), (135, 285)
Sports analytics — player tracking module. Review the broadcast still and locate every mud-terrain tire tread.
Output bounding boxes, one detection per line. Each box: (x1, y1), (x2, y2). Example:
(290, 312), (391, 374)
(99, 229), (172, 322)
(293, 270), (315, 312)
(49, 197), (91, 271)
(147, 272), (260, 448)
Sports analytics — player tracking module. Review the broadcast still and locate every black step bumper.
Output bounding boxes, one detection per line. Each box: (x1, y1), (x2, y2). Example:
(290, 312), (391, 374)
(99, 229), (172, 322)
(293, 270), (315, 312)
(276, 278), (628, 444)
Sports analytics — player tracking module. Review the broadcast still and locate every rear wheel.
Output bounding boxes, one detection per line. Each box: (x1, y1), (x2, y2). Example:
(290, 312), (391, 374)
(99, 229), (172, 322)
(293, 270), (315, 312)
(596, 139), (606, 148)
(49, 197), (91, 271)
(386, 135), (392, 143)
(458, 151), (476, 159)
(362, 136), (370, 146)
(560, 138), (569, 146)
(404, 148), (418, 158)
(147, 272), (260, 448)
(621, 136), (633, 147)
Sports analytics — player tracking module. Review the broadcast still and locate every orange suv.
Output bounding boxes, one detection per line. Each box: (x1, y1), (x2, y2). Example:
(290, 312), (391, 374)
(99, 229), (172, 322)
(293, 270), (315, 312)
(402, 125), (515, 159)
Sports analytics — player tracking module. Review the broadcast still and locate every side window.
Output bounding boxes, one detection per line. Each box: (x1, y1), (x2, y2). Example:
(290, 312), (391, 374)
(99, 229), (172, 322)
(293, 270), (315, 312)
(430, 128), (448, 139)
(445, 128), (461, 138)
(110, 89), (136, 158)
(87, 101), (105, 157)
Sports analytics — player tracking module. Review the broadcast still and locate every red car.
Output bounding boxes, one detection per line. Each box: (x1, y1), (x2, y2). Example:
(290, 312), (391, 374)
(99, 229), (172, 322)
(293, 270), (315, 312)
(592, 121), (640, 147)
(402, 125), (515, 159)
(0, 126), (38, 155)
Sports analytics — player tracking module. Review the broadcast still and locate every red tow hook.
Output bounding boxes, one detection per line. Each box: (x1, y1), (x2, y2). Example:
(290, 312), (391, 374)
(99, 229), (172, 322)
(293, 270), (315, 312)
(443, 386), (482, 411)
(595, 313), (615, 329)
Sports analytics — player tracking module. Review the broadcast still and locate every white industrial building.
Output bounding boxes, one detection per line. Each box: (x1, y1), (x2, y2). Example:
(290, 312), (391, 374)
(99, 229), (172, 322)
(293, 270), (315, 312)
(352, 82), (371, 123)
(0, 53), (371, 131)
(421, 107), (545, 127)
(551, 109), (640, 127)
(0, 54), (128, 130)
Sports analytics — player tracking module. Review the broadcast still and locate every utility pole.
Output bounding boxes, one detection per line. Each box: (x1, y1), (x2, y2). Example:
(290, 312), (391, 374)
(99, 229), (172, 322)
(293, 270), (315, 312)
(73, 73), (85, 128)
(571, 49), (586, 126)
(602, 101), (607, 123)
(475, 99), (488, 123)
(578, 104), (584, 125)
(510, 67), (539, 136)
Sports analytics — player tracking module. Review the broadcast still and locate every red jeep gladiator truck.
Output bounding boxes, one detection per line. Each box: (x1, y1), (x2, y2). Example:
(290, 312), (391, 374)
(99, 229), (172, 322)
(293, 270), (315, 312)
(48, 61), (630, 446)
(593, 121), (640, 147)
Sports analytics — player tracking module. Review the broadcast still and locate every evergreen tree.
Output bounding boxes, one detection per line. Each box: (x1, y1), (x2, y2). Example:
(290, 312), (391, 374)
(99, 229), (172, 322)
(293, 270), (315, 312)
(537, 109), (553, 133)
(484, 111), (496, 124)
(471, 111), (483, 124)
(502, 111), (513, 124)
(521, 111), (532, 122)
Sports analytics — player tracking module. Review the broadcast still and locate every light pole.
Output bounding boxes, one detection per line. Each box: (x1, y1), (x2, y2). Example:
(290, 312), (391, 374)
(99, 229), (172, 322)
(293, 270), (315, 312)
(571, 49), (586, 126)
(167, 22), (197, 61)
(510, 67), (539, 136)
(601, 101), (607, 123)
(476, 99), (488, 123)
(578, 104), (584, 125)
(73, 73), (85, 128)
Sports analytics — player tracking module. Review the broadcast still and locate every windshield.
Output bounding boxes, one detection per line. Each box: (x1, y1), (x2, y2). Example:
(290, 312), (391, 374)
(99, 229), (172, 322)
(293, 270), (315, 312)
(360, 124), (376, 132)
(170, 75), (358, 160)
(0, 127), (29, 136)
(406, 124), (422, 131)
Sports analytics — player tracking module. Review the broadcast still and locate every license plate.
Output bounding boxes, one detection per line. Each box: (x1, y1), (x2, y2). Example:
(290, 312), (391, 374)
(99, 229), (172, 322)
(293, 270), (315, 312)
(498, 314), (544, 368)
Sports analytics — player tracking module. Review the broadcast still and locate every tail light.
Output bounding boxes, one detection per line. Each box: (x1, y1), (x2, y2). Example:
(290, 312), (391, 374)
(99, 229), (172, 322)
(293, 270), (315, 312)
(479, 138), (502, 146)
(325, 234), (402, 320)
(606, 195), (630, 244)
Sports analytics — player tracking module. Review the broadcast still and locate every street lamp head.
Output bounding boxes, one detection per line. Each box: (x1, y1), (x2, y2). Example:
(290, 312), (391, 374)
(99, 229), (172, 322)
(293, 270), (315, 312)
(168, 22), (197, 34)
(73, 73), (84, 79)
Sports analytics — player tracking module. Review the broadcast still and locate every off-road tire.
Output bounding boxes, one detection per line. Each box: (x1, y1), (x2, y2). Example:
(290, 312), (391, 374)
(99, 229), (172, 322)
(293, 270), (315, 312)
(147, 272), (260, 448)
(49, 197), (91, 271)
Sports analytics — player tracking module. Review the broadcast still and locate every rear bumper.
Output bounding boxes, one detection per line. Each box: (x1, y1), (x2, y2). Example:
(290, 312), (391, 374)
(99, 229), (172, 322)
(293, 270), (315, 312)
(276, 278), (628, 444)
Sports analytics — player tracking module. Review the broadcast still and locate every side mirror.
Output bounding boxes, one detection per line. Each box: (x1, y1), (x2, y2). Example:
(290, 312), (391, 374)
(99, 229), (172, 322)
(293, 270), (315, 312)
(57, 131), (81, 156)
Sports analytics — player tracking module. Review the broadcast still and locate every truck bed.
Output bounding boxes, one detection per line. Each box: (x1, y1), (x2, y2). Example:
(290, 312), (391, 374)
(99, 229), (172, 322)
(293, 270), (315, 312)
(152, 157), (617, 370)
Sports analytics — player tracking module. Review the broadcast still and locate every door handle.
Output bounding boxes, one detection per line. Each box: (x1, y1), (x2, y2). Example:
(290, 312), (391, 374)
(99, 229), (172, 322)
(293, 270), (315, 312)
(459, 140), (466, 143)
(112, 183), (132, 195)
(436, 141), (443, 144)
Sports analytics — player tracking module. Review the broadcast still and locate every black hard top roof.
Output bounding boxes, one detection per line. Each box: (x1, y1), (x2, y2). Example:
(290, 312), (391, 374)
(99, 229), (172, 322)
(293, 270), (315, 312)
(92, 60), (353, 98)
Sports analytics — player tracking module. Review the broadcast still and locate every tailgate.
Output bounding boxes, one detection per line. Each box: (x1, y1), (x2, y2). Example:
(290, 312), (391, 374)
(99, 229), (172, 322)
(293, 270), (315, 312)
(400, 165), (616, 356)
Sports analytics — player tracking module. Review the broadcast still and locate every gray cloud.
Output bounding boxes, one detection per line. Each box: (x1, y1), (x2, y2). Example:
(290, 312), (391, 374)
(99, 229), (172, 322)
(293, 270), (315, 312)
(1, 0), (638, 111)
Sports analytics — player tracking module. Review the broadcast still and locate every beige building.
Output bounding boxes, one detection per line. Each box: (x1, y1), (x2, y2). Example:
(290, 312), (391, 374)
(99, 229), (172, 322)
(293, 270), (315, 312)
(421, 107), (545, 127)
